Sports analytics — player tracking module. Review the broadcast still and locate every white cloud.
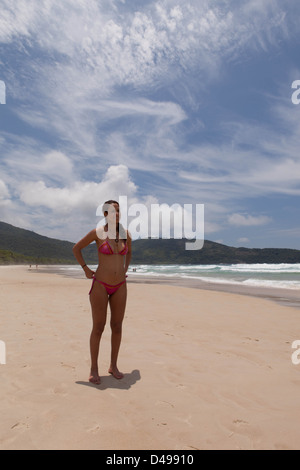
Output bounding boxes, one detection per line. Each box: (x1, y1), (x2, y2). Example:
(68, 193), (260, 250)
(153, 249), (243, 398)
(98, 98), (187, 125)
(18, 164), (137, 215)
(228, 213), (271, 227)
(178, 98), (300, 200)
(14, 164), (142, 240)
(5, 0), (291, 102)
(1, 145), (75, 188)
(237, 237), (250, 244)
(42, 151), (73, 180)
(0, 180), (12, 214)
(0, 179), (10, 199)
(0, 0), (37, 43)
(1, 0), (299, 247)
(0, 179), (15, 226)
(4, 0), (294, 168)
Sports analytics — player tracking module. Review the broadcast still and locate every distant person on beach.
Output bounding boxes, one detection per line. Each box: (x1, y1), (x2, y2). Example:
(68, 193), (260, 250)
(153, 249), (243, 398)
(72, 200), (132, 385)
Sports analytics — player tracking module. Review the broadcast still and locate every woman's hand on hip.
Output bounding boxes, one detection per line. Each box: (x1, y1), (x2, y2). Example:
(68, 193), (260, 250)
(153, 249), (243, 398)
(84, 266), (94, 279)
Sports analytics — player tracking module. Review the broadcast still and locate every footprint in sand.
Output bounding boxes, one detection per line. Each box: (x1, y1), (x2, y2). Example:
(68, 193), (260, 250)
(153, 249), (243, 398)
(233, 419), (249, 426)
(53, 385), (68, 397)
(176, 383), (186, 390)
(243, 337), (260, 343)
(87, 424), (101, 434)
(60, 362), (75, 370)
(156, 400), (174, 409)
(11, 422), (29, 431)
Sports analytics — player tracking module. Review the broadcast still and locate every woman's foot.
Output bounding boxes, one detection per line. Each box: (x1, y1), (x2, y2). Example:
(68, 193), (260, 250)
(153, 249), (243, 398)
(108, 366), (124, 379)
(89, 370), (101, 385)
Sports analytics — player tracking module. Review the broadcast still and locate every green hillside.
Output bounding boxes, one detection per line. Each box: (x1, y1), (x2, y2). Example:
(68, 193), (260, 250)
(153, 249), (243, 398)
(0, 220), (300, 265)
(0, 221), (97, 265)
(0, 249), (38, 265)
(131, 238), (300, 264)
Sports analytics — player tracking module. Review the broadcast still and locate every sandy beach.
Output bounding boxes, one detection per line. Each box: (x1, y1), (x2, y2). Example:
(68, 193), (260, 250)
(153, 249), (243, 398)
(0, 265), (300, 450)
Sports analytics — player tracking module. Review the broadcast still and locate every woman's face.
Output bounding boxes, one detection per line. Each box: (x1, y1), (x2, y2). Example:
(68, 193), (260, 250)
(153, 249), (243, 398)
(106, 203), (120, 224)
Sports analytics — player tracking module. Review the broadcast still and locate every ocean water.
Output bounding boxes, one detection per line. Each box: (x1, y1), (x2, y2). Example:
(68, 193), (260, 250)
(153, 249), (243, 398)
(53, 263), (300, 291)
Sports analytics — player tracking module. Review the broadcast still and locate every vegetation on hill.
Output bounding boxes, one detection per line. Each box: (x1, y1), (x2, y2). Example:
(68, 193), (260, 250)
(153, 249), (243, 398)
(1, 221), (300, 265)
(0, 249), (70, 265)
(131, 239), (300, 264)
(0, 221), (97, 264)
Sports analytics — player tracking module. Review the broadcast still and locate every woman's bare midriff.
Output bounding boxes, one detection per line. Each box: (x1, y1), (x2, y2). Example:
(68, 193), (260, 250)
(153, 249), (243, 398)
(95, 240), (127, 285)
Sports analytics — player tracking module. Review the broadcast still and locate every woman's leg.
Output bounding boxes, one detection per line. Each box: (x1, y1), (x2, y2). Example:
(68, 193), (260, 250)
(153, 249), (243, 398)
(108, 282), (127, 379)
(89, 282), (109, 384)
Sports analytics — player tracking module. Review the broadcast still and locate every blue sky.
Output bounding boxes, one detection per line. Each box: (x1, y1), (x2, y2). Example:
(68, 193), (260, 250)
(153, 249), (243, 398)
(0, 0), (300, 248)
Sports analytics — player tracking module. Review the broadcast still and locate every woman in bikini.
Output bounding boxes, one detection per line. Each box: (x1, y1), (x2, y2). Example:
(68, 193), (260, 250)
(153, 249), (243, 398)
(72, 200), (132, 385)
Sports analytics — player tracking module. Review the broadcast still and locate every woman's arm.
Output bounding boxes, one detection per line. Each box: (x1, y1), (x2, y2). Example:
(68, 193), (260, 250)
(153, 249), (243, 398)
(124, 231), (132, 273)
(72, 229), (97, 279)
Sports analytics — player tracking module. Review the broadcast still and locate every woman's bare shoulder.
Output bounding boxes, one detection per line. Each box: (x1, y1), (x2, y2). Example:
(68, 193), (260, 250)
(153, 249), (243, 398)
(74, 228), (97, 249)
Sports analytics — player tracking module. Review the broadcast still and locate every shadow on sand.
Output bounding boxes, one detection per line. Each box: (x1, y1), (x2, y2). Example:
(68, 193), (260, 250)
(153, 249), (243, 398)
(76, 369), (141, 390)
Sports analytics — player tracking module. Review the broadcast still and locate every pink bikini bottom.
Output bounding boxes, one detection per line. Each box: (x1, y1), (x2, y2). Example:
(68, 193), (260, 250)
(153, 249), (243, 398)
(89, 276), (127, 296)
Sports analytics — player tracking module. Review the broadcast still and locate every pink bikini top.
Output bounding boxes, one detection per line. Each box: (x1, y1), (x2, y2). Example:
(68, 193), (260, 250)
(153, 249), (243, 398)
(98, 239), (128, 256)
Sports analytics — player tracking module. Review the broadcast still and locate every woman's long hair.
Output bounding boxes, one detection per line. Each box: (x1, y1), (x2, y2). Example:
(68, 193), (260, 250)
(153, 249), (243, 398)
(102, 200), (127, 240)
